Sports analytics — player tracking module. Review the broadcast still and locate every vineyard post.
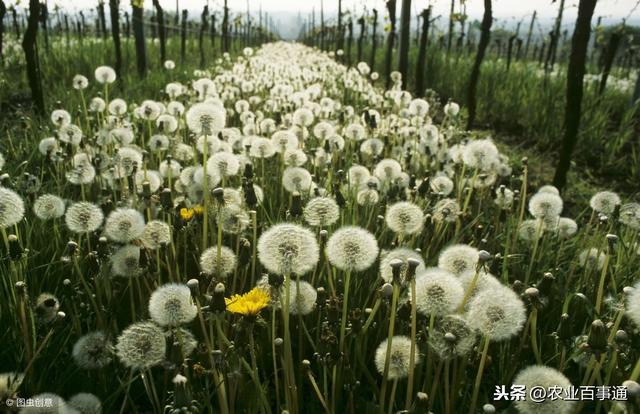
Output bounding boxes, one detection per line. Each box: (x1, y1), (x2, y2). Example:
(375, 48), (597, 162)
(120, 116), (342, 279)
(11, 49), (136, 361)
(152, 0), (166, 66)
(414, 7), (431, 97)
(132, 0), (147, 78)
(384, 0), (397, 90)
(109, 0), (122, 78)
(397, 0), (411, 86)
(23, 0), (45, 115)
(466, 0), (492, 130)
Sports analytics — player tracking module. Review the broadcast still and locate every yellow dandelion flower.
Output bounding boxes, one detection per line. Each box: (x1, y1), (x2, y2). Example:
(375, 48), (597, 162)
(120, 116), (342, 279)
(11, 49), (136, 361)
(225, 288), (270, 316)
(193, 205), (204, 215)
(180, 208), (195, 221)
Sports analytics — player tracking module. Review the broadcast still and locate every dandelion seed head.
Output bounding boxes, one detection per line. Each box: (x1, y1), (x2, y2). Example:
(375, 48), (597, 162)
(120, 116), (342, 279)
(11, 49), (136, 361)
(286, 279), (318, 315)
(104, 208), (145, 243)
(437, 244), (479, 276)
(18, 393), (68, 414)
(412, 267), (464, 316)
(374, 336), (421, 380)
(432, 198), (460, 223)
(141, 220), (171, 250)
(462, 139), (499, 171)
(513, 365), (574, 414)
(385, 201), (424, 235)
(257, 223), (319, 276)
(326, 226), (379, 272)
(68, 393), (102, 414)
(0, 187), (25, 229)
(466, 285), (526, 341)
(33, 194), (65, 220)
(303, 197), (340, 227)
(379, 248), (425, 284)
(149, 283), (197, 327)
(282, 167), (313, 194)
(116, 322), (166, 370)
(186, 102), (226, 135)
(589, 191), (621, 215)
(65, 202), (103, 234)
(72, 331), (113, 369)
(429, 315), (476, 360)
(95, 66), (116, 84)
(529, 192), (563, 219)
(578, 248), (606, 271)
(111, 245), (141, 277)
(200, 246), (237, 277)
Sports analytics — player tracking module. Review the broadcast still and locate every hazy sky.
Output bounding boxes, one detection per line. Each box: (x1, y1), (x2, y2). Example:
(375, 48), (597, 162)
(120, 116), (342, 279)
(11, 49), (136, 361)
(39, 0), (640, 23)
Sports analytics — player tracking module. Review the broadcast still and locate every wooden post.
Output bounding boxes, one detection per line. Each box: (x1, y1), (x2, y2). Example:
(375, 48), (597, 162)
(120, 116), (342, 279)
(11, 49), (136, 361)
(98, 0), (107, 39)
(414, 7), (431, 97)
(181, 9), (187, 63)
(0, 0), (6, 63)
(447, 0), (455, 55)
(210, 13), (216, 51)
(222, 0), (229, 53)
(397, 0), (411, 86)
(346, 18), (353, 66)
(523, 11), (536, 60)
(546, 0), (565, 72)
(553, 0), (597, 190)
(337, 0), (343, 52)
(598, 28), (623, 95)
(109, 0), (122, 78)
(132, 0), (146, 78)
(152, 0), (166, 66)
(40, 1), (49, 51)
(199, 5), (208, 68)
(357, 14), (366, 63)
(384, 0), (396, 89)
(23, 0), (45, 114)
(370, 9), (379, 70)
(466, 0), (492, 130)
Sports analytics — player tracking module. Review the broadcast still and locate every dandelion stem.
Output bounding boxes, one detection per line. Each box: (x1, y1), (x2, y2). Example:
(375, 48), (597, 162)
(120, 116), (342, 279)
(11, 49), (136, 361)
(468, 336), (490, 414)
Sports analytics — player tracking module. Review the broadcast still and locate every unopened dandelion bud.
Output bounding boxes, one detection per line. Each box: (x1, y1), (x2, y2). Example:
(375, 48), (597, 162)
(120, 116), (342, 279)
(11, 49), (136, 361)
(588, 319), (608, 353)
(211, 282), (226, 312)
(415, 391), (429, 408)
(380, 282), (394, 298)
(607, 234), (618, 254)
(333, 184), (345, 207)
(615, 329), (628, 343)
(521, 157), (528, 165)
(483, 403), (496, 413)
(8, 234), (22, 260)
(63, 278), (71, 286)
(316, 287), (326, 308)
(623, 380), (640, 397)
(15, 281), (26, 294)
(212, 187), (225, 203)
(525, 287), (539, 299)
(97, 237), (109, 258)
(238, 238), (252, 266)
(187, 279), (200, 297)
(537, 272), (555, 297)
(511, 279), (524, 294)
(302, 359), (311, 371)
(274, 337), (283, 347)
(319, 230), (328, 245)
(57, 311), (66, 320)
(67, 240), (79, 254)
(160, 188), (172, 210)
(389, 258), (404, 284)
(290, 192), (302, 217)
(243, 163), (254, 180)
(142, 181), (151, 198)
(405, 258), (421, 282)
(444, 332), (457, 343)
(557, 313), (572, 341)
(477, 250), (491, 263)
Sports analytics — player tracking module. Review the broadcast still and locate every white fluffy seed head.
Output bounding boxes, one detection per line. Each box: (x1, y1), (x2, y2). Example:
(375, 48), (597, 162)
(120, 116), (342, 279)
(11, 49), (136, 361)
(141, 220), (171, 250)
(466, 285), (526, 341)
(374, 335), (421, 379)
(578, 248), (606, 271)
(432, 198), (460, 223)
(200, 246), (237, 277)
(385, 201), (424, 235)
(257, 223), (320, 276)
(556, 217), (578, 239)
(462, 139), (499, 171)
(282, 167), (313, 194)
(437, 244), (479, 276)
(116, 322), (166, 370)
(412, 267), (464, 316)
(326, 226), (379, 272)
(68, 392), (102, 414)
(104, 208), (146, 243)
(72, 331), (113, 370)
(303, 197), (340, 227)
(286, 279), (318, 315)
(512, 365), (574, 414)
(528, 192), (563, 219)
(589, 191), (621, 214)
(111, 245), (141, 277)
(429, 315), (476, 360)
(148, 283), (198, 327)
(33, 194), (66, 220)
(0, 187), (25, 229)
(620, 203), (640, 230)
(186, 102), (226, 135)
(626, 282), (640, 328)
(65, 202), (104, 234)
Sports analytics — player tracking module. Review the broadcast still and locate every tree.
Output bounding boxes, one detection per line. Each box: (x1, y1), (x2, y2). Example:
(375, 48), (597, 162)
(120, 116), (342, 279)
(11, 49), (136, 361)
(553, 0), (598, 190)
(384, 0), (397, 90)
(369, 9), (378, 70)
(466, 0), (492, 130)
(0, 0), (6, 63)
